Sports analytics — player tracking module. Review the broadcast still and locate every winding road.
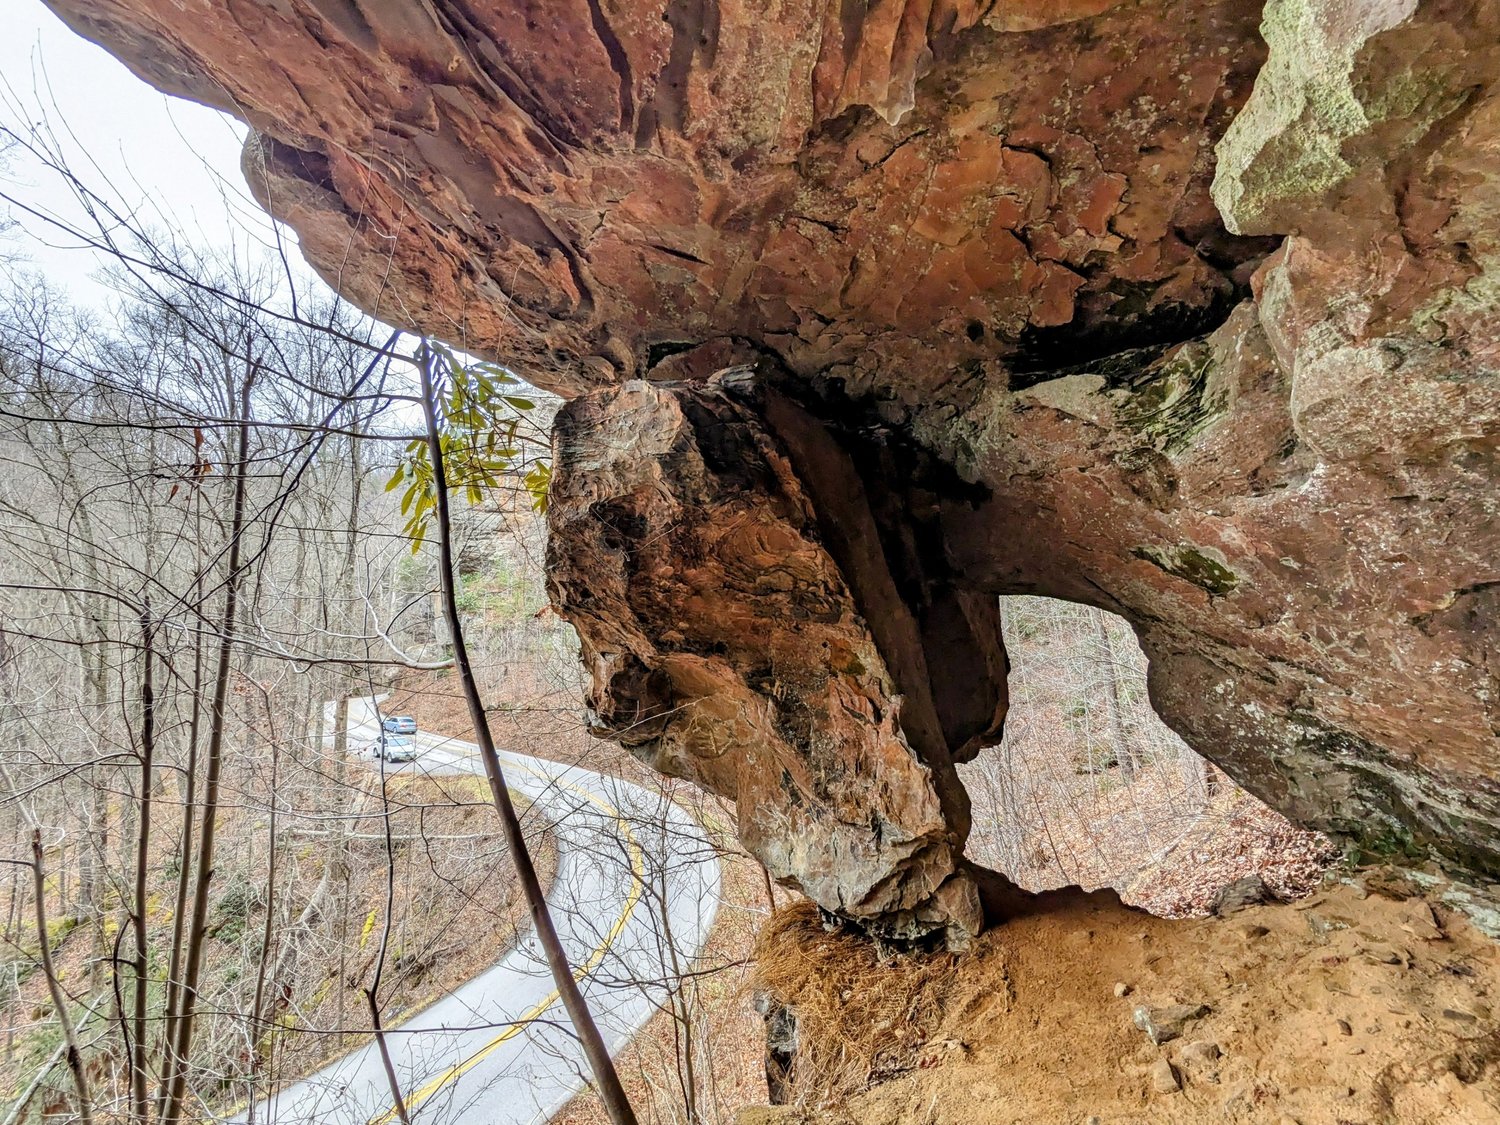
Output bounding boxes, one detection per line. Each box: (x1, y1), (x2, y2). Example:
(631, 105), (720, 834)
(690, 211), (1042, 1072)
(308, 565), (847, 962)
(233, 698), (722, 1125)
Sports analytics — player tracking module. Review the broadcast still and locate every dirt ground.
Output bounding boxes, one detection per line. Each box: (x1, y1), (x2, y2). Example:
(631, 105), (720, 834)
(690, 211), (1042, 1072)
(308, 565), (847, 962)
(747, 873), (1500, 1125)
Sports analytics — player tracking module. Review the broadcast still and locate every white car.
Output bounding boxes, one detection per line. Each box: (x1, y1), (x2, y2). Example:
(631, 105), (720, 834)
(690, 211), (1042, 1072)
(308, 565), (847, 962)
(371, 734), (418, 763)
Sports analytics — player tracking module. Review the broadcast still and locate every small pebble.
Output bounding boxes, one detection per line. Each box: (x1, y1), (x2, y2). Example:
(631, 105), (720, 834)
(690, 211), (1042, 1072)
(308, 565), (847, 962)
(1180, 1040), (1222, 1066)
(1399, 900), (1443, 941)
(1114, 981), (1131, 998)
(1134, 1003), (1211, 1046)
(1150, 1056), (1180, 1095)
(1336, 1019), (1353, 1036)
(1306, 911), (1349, 937)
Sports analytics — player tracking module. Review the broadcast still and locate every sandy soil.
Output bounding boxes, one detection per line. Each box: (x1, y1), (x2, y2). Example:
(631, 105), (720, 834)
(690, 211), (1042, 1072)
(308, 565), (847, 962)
(748, 873), (1500, 1125)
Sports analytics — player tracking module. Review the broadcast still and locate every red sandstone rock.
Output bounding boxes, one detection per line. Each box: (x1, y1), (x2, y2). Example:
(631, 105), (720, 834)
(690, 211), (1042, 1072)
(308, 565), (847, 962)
(547, 374), (992, 942)
(45, 0), (1500, 938)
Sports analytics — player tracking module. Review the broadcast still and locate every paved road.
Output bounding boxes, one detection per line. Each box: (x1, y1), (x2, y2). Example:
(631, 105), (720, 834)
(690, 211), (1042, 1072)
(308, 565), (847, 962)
(233, 698), (722, 1125)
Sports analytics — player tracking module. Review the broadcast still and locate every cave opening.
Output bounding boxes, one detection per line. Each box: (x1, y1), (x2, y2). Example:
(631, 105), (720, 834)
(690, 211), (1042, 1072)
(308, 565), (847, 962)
(959, 595), (1337, 918)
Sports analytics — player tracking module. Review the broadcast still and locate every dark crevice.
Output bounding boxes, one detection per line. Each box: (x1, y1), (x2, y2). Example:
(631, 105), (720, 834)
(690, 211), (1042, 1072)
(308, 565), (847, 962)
(583, 0), (637, 133)
(647, 242), (710, 265)
(1008, 276), (1243, 380)
(257, 135), (338, 196)
(1007, 340), (1177, 394)
(645, 339), (700, 370)
(1007, 226), (1282, 382)
(734, 371), (1008, 791)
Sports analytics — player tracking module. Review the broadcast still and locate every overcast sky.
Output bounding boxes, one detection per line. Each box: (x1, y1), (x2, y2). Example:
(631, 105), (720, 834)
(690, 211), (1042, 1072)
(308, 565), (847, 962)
(1, 0), (320, 307)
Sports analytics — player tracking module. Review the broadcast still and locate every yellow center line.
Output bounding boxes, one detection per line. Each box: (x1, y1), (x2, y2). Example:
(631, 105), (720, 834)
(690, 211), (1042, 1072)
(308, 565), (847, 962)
(367, 756), (647, 1124)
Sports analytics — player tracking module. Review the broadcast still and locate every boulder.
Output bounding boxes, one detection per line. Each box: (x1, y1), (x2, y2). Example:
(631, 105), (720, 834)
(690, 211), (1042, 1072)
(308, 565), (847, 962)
(1212, 876), (1283, 916)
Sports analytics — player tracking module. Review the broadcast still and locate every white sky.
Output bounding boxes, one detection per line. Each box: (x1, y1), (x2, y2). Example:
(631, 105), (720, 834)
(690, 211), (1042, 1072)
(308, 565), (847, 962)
(0, 0), (534, 422)
(0, 0), (322, 306)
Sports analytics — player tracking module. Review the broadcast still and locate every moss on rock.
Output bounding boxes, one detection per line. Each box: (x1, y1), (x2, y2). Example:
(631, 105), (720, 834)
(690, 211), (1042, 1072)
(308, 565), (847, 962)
(1133, 544), (1242, 596)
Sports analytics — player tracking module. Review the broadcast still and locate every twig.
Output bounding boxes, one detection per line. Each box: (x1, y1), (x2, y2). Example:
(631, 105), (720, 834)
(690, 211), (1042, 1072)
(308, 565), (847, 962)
(30, 828), (95, 1125)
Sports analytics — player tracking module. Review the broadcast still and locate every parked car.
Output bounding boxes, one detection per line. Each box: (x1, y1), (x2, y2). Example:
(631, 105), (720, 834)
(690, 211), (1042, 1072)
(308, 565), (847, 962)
(382, 715), (417, 734)
(371, 734), (418, 762)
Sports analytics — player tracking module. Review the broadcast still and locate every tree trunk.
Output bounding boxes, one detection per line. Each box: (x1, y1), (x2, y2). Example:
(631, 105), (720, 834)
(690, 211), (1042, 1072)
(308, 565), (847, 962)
(160, 368), (255, 1124)
(129, 606), (157, 1125)
(1091, 609), (1134, 777)
(31, 829), (95, 1125)
(418, 343), (638, 1125)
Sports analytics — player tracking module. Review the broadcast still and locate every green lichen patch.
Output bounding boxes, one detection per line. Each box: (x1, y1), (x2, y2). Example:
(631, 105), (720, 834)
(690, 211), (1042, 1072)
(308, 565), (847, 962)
(1213, 0), (1473, 234)
(1114, 341), (1230, 455)
(1133, 543), (1242, 595)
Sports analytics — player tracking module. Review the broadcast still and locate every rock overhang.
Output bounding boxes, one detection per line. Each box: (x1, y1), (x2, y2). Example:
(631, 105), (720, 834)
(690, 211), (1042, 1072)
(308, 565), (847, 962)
(46, 0), (1500, 940)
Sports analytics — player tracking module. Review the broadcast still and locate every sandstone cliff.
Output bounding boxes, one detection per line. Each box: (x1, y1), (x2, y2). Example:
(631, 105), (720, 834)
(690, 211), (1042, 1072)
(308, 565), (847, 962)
(48, 0), (1500, 940)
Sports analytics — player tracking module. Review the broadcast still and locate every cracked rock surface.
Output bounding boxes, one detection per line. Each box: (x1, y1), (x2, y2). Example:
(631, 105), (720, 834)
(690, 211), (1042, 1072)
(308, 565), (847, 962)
(49, 0), (1500, 939)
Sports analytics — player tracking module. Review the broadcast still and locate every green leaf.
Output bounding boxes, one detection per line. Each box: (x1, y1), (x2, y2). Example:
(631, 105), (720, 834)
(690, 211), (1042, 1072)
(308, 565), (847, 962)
(400, 480), (421, 516)
(524, 461), (552, 513)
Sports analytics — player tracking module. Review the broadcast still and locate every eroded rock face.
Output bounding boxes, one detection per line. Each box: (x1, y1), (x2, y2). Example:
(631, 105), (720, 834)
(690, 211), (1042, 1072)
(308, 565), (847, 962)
(545, 373), (995, 942)
(47, 0), (1271, 396)
(49, 0), (1500, 938)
